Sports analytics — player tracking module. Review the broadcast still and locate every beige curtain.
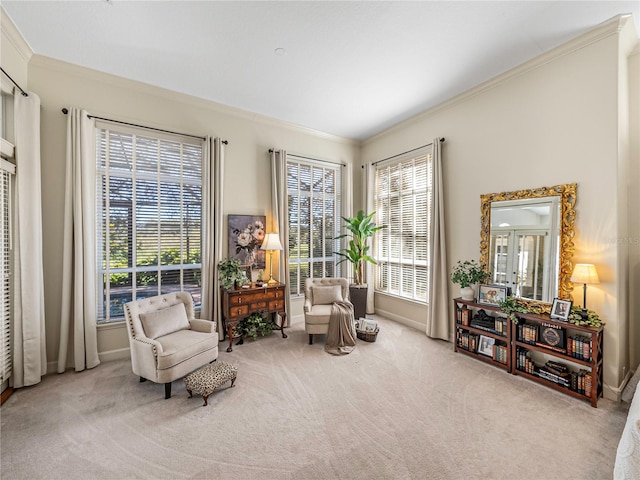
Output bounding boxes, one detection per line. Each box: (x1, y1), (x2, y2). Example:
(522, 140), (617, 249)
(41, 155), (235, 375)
(201, 138), (225, 340)
(426, 139), (449, 340)
(12, 90), (47, 387)
(340, 162), (354, 283)
(269, 149), (291, 325)
(362, 163), (376, 314)
(58, 108), (100, 372)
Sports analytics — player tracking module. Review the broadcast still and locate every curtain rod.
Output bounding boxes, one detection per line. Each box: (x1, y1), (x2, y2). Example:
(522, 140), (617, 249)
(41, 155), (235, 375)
(0, 67), (28, 97)
(370, 138), (445, 167)
(268, 148), (345, 167)
(61, 108), (228, 144)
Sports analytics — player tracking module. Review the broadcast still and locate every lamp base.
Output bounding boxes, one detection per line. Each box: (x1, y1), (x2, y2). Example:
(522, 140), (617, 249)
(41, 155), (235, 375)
(267, 276), (278, 286)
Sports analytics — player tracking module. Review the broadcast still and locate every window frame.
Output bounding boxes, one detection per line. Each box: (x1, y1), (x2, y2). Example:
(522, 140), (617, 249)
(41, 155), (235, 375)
(286, 155), (342, 296)
(373, 147), (432, 304)
(95, 122), (204, 324)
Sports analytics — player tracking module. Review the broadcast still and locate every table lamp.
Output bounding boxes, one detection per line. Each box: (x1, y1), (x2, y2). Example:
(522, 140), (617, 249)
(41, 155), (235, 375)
(260, 233), (283, 286)
(570, 263), (599, 318)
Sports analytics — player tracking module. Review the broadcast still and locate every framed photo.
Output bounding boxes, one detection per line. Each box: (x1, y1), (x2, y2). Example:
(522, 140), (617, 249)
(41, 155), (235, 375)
(228, 215), (266, 269)
(477, 284), (509, 306)
(550, 298), (572, 321)
(240, 266), (252, 286)
(477, 335), (495, 357)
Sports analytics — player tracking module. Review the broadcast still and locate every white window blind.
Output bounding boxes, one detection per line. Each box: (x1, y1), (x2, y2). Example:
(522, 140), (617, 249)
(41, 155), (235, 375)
(287, 156), (341, 296)
(96, 124), (203, 323)
(1, 158), (15, 384)
(374, 148), (432, 303)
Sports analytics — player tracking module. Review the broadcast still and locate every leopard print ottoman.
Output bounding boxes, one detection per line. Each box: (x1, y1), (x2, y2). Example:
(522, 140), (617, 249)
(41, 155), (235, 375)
(184, 361), (238, 406)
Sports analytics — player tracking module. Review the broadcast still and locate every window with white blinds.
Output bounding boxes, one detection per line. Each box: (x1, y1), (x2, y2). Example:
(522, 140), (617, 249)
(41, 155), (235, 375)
(287, 156), (341, 296)
(0, 159), (15, 384)
(96, 125), (203, 323)
(374, 148), (432, 303)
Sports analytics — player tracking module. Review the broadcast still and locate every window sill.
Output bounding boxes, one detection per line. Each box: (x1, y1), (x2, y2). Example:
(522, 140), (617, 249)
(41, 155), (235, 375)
(0, 138), (14, 159)
(97, 320), (126, 330)
(374, 290), (427, 307)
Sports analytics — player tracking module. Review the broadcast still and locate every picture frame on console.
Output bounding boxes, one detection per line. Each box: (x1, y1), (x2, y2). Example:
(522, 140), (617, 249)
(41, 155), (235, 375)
(550, 298), (572, 321)
(477, 284), (509, 306)
(477, 335), (495, 357)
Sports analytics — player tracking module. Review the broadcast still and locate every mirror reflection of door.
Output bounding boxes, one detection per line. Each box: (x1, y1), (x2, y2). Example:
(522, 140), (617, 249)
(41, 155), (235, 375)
(488, 198), (560, 302)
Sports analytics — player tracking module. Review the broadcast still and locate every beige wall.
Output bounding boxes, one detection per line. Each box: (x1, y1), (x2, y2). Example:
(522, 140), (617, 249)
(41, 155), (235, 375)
(25, 55), (359, 369)
(360, 17), (639, 399)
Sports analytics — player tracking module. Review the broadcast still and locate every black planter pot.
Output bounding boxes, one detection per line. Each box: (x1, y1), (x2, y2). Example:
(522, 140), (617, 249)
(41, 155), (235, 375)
(349, 284), (368, 320)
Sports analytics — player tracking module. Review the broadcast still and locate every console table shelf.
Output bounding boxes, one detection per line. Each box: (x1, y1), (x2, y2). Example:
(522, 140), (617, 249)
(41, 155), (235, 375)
(453, 297), (603, 407)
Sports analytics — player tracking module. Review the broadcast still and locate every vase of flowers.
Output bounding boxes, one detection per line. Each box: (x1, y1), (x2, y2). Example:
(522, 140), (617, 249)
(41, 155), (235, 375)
(451, 260), (488, 301)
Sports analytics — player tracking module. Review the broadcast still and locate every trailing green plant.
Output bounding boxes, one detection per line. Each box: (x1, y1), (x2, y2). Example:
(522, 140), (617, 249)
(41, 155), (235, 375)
(217, 258), (246, 290)
(568, 307), (604, 328)
(335, 210), (386, 285)
(238, 311), (275, 340)
(497, 296), (546, 324)
(450, 260), (488, 288)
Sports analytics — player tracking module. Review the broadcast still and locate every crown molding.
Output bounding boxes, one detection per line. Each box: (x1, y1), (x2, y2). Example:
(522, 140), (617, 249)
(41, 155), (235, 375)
(29, 55), (360, 147)
(0, 7), (33, 64)
(364, 14), (632, 145)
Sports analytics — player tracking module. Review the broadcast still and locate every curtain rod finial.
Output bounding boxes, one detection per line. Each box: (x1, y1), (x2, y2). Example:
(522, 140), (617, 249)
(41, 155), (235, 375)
(62, 108), (68, 114)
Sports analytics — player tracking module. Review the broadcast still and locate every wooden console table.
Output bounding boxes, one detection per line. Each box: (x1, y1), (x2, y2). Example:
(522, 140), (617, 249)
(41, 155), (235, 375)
(221, 283), (288, 352)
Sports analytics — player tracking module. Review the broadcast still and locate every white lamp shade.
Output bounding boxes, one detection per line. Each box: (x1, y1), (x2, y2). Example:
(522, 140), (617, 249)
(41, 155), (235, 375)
(570, 264), (600, 285)
(261, 233), (283, 251)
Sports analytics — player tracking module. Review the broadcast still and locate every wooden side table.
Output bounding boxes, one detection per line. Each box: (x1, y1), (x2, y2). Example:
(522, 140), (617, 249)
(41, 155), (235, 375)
(221, 283), (288, 352)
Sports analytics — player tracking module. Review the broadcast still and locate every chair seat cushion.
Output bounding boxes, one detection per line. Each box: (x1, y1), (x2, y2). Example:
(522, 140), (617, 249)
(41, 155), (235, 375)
(156, 329), (218, 371)
(305, 304), (333, 325)
(140, 303), (190, 339)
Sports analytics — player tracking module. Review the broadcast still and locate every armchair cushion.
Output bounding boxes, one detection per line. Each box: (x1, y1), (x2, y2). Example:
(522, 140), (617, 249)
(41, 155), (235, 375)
(140, 302), (190, 339)
(312, 285), (343, 305)
(155, 330), (218, 371)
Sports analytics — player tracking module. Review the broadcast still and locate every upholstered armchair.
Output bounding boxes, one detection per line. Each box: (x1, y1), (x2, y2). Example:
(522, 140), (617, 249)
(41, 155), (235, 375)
(124, 292), (218, 399)
(303, 277), (350, 345)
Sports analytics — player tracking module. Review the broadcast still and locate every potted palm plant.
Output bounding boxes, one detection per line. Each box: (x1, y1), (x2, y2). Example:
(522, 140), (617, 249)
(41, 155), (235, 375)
(335, 210), (386, 319)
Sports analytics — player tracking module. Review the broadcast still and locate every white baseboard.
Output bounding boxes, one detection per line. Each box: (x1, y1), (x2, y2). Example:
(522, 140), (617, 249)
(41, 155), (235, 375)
(99, 347), (131, 363)
(375, 308), (426, 332)
(604, 369), (634, 402)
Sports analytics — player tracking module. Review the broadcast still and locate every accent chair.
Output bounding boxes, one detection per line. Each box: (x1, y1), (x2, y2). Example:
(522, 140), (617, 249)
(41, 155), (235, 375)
(303, 277), (350, 345)
(124, 292), (218, 399)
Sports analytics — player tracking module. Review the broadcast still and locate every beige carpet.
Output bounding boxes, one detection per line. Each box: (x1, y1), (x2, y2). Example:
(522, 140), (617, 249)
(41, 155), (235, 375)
(1, 315), (629, 480)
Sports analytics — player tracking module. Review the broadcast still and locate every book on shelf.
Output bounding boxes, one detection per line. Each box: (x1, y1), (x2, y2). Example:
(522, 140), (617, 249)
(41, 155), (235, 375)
(567, 335), (593, 361)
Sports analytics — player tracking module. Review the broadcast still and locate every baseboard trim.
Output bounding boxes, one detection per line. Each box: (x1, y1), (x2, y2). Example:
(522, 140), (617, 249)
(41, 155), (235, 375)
(99, 347), (131, 363)
(375, 308), (426, 332)
(604, 369), (634, 402)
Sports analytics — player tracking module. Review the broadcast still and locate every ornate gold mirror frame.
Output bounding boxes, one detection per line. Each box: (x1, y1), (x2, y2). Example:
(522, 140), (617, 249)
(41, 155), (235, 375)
(479, 183), (577, 310)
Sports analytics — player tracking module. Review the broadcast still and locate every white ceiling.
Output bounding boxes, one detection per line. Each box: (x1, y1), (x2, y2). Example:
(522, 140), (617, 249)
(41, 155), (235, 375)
(3, 1), (639, 140)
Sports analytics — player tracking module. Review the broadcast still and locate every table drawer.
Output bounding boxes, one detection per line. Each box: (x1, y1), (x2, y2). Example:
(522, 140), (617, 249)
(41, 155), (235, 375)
(229, 295), (247, 305)
(251, 301), (268, 310)
(269, 299), (284, 311)
(229, 305), (249, 318)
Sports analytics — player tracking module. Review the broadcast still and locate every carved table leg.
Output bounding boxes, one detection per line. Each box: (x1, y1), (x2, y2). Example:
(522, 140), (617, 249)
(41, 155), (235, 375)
(227, 324), (234, 352)
(280, 312), (288, 338)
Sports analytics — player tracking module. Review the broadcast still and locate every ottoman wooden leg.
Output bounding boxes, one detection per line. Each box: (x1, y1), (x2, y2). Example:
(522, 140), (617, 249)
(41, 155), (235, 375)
(202, 394), (209, 407)
(187, 389), (193, 398)
(230, 376), (237, 388)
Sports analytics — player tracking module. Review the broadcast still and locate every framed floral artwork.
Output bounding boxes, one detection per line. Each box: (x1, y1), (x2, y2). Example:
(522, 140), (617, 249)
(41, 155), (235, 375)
(228, 215), (266, 270)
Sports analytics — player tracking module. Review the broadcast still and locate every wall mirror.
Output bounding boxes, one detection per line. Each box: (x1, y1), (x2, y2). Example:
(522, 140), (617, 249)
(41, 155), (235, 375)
(479, 183), (577, 307)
